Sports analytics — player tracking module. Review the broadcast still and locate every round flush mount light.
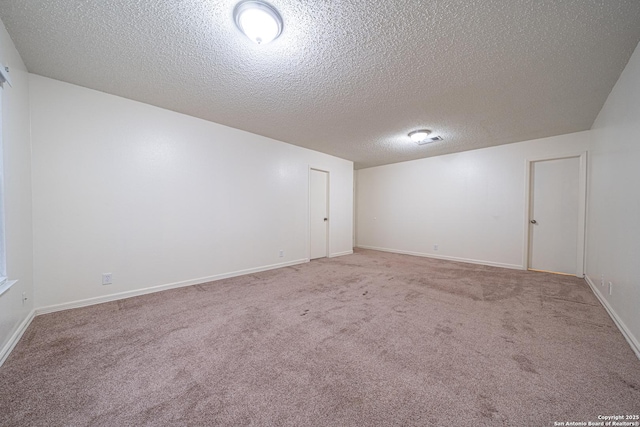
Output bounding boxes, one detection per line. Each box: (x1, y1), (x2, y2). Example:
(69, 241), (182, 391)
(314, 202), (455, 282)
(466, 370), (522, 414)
(408, 129), (432, 143)
(234, 0), (283, 45)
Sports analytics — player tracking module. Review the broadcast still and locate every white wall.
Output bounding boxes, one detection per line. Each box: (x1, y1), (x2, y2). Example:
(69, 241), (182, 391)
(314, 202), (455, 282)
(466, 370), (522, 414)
(586, 41), (640, 353)
(0, 19), (34, 359)
(29, 75), (353, 309)
(356, 132), (590, 269)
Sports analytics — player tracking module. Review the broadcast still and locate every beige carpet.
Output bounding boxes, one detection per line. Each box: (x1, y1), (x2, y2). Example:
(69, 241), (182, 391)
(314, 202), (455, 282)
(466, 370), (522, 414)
(1, 249), (639, 426)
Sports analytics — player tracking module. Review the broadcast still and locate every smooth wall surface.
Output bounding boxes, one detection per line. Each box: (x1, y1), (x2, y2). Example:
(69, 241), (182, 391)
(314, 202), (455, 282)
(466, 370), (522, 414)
(356, 132), (590, 269)
(587, 41), (640, 349)
(30, 75), (353, 309)
(0, 19), (34, 354)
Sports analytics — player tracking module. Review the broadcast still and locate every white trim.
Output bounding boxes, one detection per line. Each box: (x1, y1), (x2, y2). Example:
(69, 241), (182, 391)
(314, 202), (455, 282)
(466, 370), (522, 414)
(329, 250), (353, 258)
(0, 64), (11, 88)
(522, 151), (588, 277)
(357, 245), (522, 270)
(0, 279), (17, 297)
(353, 170), (358, 248)
(36, 258), (308, 316)
(307, 167), (311, 261)
(0, 309), (35, 367)
(1, 259), (308, 365)
(576, 153), (588, 277)
(309, 166), (330, 260)
(325, 170), (330, 258)
(585, 275), (640, 360)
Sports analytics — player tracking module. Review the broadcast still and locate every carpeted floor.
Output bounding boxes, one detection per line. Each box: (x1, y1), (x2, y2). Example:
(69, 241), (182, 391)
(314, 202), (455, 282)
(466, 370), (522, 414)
(1, 249), (639, 426)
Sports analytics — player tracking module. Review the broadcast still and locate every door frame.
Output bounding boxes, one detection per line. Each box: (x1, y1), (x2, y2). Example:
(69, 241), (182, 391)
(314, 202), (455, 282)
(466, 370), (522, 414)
(522, 151), (588, 277)
(308, 167), (330, 260)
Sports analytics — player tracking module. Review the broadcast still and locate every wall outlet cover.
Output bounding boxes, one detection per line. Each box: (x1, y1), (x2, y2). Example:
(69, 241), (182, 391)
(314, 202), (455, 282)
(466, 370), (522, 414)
(102, 273), (113, 285)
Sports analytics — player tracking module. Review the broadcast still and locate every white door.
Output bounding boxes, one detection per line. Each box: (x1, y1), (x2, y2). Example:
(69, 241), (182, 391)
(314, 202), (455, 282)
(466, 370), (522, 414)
(310, 169), (328, 259)
(529, 157), (580, 275)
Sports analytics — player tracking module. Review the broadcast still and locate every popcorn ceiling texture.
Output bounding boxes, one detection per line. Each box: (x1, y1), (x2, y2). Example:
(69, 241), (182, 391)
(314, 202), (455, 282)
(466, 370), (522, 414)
(1, 0), (639, 168)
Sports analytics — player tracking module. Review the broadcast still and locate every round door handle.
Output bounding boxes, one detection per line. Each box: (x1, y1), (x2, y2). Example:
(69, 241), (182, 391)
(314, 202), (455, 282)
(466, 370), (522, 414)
(530, 219), (537, 224)
(324, 218), (328, 221)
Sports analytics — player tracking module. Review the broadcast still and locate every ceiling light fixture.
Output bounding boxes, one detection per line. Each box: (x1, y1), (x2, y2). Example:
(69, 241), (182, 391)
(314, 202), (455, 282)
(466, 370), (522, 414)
(233, 0), (283, 45)
(408, 129), (443, 145)
(408, 129), (432, 143)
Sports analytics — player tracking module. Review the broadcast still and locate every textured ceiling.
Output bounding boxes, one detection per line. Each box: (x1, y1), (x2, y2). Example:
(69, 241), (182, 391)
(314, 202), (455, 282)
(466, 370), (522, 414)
(1, 0), (640, 169)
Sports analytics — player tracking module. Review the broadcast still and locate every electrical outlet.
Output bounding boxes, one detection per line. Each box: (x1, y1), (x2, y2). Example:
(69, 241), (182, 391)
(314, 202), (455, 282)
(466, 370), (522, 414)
(102, 273), (113, 285)
(279, 250), (284, 258)
(608, 281), (613, 295)
(601, 274), (605, 286)
(433, 244), (439, 251)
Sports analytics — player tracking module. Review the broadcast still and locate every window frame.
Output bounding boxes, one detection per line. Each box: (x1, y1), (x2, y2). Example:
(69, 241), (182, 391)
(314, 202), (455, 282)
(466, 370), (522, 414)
(0, 64), (13, 294)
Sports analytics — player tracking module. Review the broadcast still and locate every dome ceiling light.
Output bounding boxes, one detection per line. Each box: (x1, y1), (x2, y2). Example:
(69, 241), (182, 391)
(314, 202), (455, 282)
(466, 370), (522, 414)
(233, 0), (283, 45)
(408, 129), (443, 145)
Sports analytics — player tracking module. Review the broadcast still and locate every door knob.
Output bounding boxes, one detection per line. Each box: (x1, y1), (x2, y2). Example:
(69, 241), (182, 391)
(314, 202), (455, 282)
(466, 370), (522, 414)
(530, 219), (537, 224)
(324, 218), (328, 222)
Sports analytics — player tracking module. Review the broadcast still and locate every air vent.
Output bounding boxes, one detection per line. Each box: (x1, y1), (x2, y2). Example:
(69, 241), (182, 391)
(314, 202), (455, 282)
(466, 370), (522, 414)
(416, 136), (443, 145)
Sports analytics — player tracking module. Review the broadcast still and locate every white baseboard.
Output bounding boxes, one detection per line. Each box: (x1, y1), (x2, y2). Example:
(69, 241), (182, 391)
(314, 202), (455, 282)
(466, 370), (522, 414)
(36, 258), (309, 316)
(356, 245), (523, 270)
(0, 309), (36, 367)
(1, 259), (309, 366)
(585, 275), (640, 360)
(329, 250), (353, 258)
